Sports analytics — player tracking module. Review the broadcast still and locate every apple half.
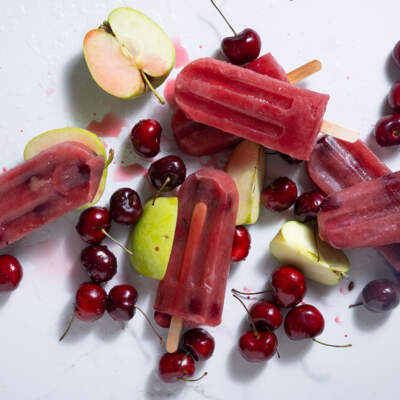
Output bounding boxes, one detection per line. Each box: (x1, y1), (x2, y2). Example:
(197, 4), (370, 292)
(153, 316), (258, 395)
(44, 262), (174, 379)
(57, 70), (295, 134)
(24, 127), (110, 208)
(130, 197), (178, 280)
(83, 7), (175, 99)
(225, 140), (265, 225)
(270, 221), (350, 285)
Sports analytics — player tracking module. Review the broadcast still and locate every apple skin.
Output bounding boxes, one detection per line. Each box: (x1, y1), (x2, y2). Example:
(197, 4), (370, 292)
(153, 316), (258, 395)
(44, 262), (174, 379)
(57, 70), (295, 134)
(23, 127), (108, 208)
(225, 140), (265, 225)
(270, 221), (350, 286)
(83, 7), (175, 99)
(130, 197), (178, 280)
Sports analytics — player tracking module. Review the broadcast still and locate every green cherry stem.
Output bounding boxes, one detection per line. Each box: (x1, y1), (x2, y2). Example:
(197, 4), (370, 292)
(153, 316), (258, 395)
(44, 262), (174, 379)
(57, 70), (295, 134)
(231, 288), (271, 296)
(179, 372), (208, 382)
(210, 0), (237, 36)
(101, 229), (134, 256)
(312, 338), (352, 348)
(152, 177), (171, 206)
(140, 71), (165, 104)
(59, 313), (75, 342)
(232, 293), (259, 339)
(134, 305), (163, 345)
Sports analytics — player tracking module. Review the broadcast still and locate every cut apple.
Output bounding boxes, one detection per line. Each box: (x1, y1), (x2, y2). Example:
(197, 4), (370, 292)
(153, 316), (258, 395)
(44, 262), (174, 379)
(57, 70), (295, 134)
(225, 140), (265, 225)
(83, 7), (175, 100)
(270, 221), (350, 285)
(130, 197), (178, 280)
(23, 127), (109, 208)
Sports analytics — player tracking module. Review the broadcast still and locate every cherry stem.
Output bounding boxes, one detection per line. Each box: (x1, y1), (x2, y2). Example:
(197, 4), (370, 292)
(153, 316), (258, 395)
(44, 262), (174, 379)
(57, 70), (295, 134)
(312, 221), (321, 262)
(101, 229), (134, 256)
(59, 313), (75, 342)
(140, 71), (165, 104)
(210, 0), (237, 36)
(348, 302), (362, 309)
(152, 176), (171, 206)
(105, 149), (114, 168)
(232, 293), (259, 339)
(232, 288), (271, 296)
(179, 372), (208, 382)
(312, 338), (352, 348)
(134, 305), (164, 345)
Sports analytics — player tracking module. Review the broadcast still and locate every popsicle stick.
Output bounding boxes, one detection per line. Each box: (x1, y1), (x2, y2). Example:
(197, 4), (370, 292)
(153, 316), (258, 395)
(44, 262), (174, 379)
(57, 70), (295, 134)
(166, 316), (183, 353)
(286, 60), (322, 84)
(320, 120), (359, 143)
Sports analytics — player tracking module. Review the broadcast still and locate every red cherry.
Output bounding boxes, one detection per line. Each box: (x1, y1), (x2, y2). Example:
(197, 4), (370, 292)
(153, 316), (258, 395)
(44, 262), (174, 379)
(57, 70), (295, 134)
(154, 311), (172, 328)
(158, 352), (195, 383)
(75, 282), (107, 322)
(107, 284), (138, 321)
(109, 188), (142, 225)
(375, 114), (400, 147)
(148, 155), (186, 192)
(183, 328), (215, 361)
(80, 245), (117, 283)
(271, 266), (306, 308)
(261, 177), (298, 212)
(284, 304), (324, 340)
(75, 207), (111, 244)
(130, 119), (162, 158)
(294, 191), (326, 222)
(222, 29), (261, 65)
(231, 226), (251, 262)
(238, 330), (277, 362)
(249, 301), (282, 331)
(0, 255), (23, 292)
(388, 82), (400, 112)
(393, 40), (400, 68)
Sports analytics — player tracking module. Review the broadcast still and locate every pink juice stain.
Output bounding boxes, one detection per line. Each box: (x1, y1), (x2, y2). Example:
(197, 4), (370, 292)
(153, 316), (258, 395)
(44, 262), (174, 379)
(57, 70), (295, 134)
(164, 79), (177, 109)
(113, 163), (148, 182)
(2, 167), (7, 173)
(87, 112), (128, 138)
(172, 38), (189, 69)
(46, 88), (55, 96)
(339, 287), (345, 295)
(334, 316), (344, 326)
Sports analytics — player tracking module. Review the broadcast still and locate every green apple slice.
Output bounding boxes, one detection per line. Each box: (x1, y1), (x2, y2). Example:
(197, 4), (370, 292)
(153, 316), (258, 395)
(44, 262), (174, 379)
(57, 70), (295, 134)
(130, 197), (178, 280)
(83, 7), (175, 99)
(270, 220), (350, 285)
(225, 140), (265, 225)
(23, 127), (108, 208)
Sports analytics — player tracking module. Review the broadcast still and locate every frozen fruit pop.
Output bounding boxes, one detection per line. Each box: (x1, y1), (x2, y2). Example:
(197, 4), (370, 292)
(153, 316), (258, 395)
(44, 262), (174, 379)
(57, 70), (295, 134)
(174, 58), (333, 160)
(0, 141), (104, 248)
(318, 171), (400, 249)
(308, 136), (400, 273)
(154, 168), (238, 352)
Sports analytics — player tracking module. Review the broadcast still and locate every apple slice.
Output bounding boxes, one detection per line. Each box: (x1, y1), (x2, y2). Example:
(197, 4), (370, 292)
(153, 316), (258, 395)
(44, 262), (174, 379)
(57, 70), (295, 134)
(83, 7), (175, 100)
(130, 197), (178, 280)
(225, 140), (265, 225)
(23, 127), (110, 208)
(270, 221), (350, 285)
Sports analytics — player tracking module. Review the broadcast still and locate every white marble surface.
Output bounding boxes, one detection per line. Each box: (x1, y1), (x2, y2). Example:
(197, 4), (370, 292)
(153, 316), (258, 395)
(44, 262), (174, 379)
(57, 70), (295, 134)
(0, 0), (399, 399)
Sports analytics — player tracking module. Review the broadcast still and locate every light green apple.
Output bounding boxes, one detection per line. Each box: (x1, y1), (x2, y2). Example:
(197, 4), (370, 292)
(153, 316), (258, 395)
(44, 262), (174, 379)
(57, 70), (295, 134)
(130, 197), (178, 280)
(83, 7), (175, 99)
(269, 220), (350, 285)
(225, 140), (265, 225)
(23, 127), (110, 208)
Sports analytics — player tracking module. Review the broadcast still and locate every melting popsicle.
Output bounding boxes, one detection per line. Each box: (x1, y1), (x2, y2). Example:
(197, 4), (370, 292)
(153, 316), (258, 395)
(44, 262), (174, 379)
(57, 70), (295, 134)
(0, 141), (104, 248)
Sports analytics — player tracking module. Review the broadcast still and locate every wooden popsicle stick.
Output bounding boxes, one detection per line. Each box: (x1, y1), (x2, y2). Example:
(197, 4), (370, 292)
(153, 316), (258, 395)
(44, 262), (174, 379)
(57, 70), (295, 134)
(286, 60), (322, 84)
(166, 316), (183, 353)
(320, 120), (359, 143)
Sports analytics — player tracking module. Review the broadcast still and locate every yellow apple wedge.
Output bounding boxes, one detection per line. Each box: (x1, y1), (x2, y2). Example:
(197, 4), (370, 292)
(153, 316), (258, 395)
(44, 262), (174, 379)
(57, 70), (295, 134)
(270, 221), (350, 285)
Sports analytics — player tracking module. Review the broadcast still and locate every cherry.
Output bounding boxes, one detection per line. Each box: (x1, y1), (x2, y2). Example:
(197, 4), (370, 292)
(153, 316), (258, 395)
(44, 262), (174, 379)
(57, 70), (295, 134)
(261, 177), (298, 212)
(210, 0), (261, 65)
(182, 328), (215, 361)
(393, 40), (400, 68)
(75, 282), (107, 322)
(239, 330), (278, 362)
(0, 255), (23, 292)
(249, 301), (282, 331)
(154, 311), (172, 328)
(107, 284), (138, 321)
(388, 82), (400, 112)
(109, 188), (142, 225)
(279, 153), (303, 164)
(76, 207), (111, 244)
(231, 226), (251, 262)
(81, 244), (117, 283)
(148, 155), (186, 194)
(131, 119), (162, 158)
(375, 114), (400, 147)
(349, 279), (400, 313)
(158, 352), (196, 383)
(294, 191), (326, 222)
(284, 304), (323, 341)
(271, 266), (306, 308)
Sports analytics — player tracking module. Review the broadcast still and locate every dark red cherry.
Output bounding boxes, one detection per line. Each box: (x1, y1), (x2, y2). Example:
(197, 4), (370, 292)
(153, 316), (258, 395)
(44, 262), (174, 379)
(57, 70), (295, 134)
(80, 245), (117, 283)
(75, 282), (107, 322)
(0, 255), (23, 292)
(271, 266), (306, 308)
(375, 114), (400, 147)
(183, 328), (215, 361)
(359, 279), (400, 313)
(158, 352), (195, 383)
(249, 301), (282, 331)
(222, 29), (261, 65)
(238, 330), (277, 362)
(231, 226), (251, 262)
(154, 311), (172, 328)
(284, 304), (324, 340)
(294, 191), (326, 222)
(107, 284), (138, 321)
(76, 207), (111, 244)
(109, 188), (142, 225)
(148, 155), (186, 191)
(130, 119), (162, 158)
(261, 177), (298, 212)
(388, 82), (400, 112)
(393, 41), (400, 68)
